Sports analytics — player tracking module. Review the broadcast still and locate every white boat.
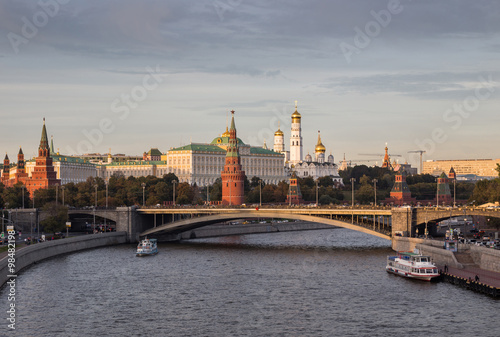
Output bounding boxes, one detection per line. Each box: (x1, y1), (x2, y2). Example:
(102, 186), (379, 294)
(136, 238), (158, 256)
(386, 252), (440, 281)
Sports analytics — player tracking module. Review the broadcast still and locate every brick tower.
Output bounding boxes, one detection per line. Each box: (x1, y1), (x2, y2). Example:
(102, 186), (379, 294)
(25, 118), (60, 195)
(221, 110), (246, 205)
(388, 169), (415, 205)
(11, 147), (28, 185)
(448, 167), (456, 180)
(286, 172), (303, 205)
(436, 172), (452, 205)
(2, 154), (10, 184)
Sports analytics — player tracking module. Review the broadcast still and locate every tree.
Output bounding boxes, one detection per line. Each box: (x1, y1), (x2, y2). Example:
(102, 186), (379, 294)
(33, 187), (56, 207)
(470, 179), (500, 204)
(261, 184), (277, 203)
(1, 183), (29, 209)
(40, 202), (68, 234)
(319, 194), (334, 205)
(250, 176), (261, 188)
(210, 178), (222, 202)
(496, 164), (500, 178)
(317, 176), (333, 187)
(176, 182), (194, 204)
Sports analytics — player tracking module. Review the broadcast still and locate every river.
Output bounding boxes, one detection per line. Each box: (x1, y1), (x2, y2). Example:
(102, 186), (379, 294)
(1, 228), (498, 336)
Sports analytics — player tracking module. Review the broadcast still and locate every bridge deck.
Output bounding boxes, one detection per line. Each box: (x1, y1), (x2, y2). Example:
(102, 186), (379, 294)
(137, 207), (393, 216)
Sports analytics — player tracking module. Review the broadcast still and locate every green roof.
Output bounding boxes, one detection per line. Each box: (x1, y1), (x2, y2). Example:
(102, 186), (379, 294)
(51, 155), (95, 165)
(104, 160), (168, 167)
(210, 136), (245, 146)
(250, 147), (282, 156)
(147, 148), (162, 156)
(170, 144), (226, 153)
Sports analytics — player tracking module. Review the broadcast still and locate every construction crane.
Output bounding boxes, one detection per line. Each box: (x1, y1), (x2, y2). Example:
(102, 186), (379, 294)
(358, 153), (402, 157)
(408, 150), (426, 174)
(349, 159), (380, 166)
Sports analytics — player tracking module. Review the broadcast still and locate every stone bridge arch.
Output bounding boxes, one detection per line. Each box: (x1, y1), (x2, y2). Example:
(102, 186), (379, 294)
(415, 208), (500, 226)
(68, 209), (119, 223)
(140, 211), (391, 240)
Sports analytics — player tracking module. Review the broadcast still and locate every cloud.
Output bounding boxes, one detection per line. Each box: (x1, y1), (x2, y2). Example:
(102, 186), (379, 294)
(317, 71), (500, 99)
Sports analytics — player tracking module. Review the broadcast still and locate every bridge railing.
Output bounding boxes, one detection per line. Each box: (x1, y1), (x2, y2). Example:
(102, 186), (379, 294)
(136, 204), (394, 210)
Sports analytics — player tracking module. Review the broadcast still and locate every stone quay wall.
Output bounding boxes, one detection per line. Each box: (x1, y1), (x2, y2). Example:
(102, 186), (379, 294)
(0, 232), (127, 287)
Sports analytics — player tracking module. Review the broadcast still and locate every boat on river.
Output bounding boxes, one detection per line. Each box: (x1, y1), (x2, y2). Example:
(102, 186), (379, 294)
(136, 238), (158, 256)
(386, 251), (439, 281)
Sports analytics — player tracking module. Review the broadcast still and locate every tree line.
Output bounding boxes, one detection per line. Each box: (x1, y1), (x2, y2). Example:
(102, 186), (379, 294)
(1, 164), (498, 209)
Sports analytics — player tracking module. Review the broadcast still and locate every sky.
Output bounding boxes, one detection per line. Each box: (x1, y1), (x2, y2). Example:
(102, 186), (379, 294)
(1, 0), (499, 168)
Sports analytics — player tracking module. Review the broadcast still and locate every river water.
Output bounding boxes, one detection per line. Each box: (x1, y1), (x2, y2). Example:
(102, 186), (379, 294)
(1, 228), (499, 336)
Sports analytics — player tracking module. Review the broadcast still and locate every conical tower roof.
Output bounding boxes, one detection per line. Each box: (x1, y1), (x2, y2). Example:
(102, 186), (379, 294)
(50, 135), (55, 154)
(230, 110), (236, 130)
(39, 118), (49, 151)
(18, 147), (23, 155)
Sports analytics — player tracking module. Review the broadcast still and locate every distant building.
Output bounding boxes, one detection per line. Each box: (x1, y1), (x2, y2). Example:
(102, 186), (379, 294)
(423, 159), (500, 179)
(166, 119), (285, 186)
(143, 148), (162, 161)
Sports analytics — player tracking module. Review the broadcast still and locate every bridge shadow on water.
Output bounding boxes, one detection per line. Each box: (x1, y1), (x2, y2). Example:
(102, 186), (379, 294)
(167, 228), (392, 253)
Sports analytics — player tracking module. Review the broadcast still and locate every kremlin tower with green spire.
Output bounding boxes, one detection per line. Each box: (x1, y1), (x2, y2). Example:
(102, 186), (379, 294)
(221, 110), (246, 205)
(25, 118), (60, 195)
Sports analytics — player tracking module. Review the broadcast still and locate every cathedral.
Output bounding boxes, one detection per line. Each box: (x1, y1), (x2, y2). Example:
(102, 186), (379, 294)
(273, 103), (343, 186)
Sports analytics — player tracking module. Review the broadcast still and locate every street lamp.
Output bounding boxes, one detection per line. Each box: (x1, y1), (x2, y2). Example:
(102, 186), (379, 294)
(453, 177), (456, 208)
(436, 178), (439, 208)
(30, 212), (33, 243)
(425, 209), (429, 239)
(55, 184), (59, 206)
(61, 185), (65, 207)
(141, 182), (146, 207)
(206, 185), (209, 205)
(351, 178), (355, 208)
(93, 184), (97, 233)
(288, 182), (292, 207)
(259, 179), (263, 207)
(105, 179), (109, 232)
(373, 179), (378, 207)
(350, 178), (356, 224)
(315, 180), (319, 206)
(173, 181), (177, 206)
(22, 186), (25, 209)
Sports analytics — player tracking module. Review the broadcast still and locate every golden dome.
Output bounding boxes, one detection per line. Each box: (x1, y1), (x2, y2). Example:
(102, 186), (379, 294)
(274, 128), (284, 136)
(291, 100), (301, 122)
(315, 131), (326, 153)
(291, 109), (301, 123)
(221, 126), (230, 137)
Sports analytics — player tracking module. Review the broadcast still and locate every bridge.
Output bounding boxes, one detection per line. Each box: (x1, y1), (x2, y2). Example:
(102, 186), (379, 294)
(8, 206), (496, 243)
(139, 208), (393, 240)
